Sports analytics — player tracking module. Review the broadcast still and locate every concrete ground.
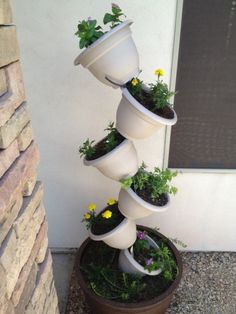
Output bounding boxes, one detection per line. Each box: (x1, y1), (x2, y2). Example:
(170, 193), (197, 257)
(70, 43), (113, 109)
(52, 252), (76, 314)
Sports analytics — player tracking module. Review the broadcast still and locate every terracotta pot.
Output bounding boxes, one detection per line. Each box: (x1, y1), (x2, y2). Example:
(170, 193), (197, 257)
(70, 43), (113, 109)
(76, 226), (183, 314)
(74, 20), (139, 88)
(116, 86), (177, 139)
(118, 233), (162, 276)
(118, 187), (169, 220)
(84, 139), (138, 181)
(89, 217), (136, 250)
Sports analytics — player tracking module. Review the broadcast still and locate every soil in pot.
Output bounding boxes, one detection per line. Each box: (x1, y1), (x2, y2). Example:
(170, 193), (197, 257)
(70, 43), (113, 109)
(131, 185), (168, 206)
(86, 132), (125, 161)
(79, 228), (179, 303)
(91, 203), (124, 235)
(126, 81), (174, 120)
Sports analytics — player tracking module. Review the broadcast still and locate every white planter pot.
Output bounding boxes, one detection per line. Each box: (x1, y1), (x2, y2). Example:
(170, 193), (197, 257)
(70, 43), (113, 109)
(74, 20), (139, 88)
(118, 188), (169, 220)
(116, 86), (177, 139)
(89, 218), (136, 250)
(119, 234), (162, 276)
(84, 139), (138, 181)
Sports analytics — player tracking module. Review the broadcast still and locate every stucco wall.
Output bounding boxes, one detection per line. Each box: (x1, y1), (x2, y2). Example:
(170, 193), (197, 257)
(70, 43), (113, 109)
(11, 0), (236, 251)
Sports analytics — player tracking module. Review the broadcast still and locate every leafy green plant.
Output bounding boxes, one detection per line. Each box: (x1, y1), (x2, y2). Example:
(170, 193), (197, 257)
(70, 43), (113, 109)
(121, 162), (178, 202)
(78, 122), (122, 160)
(150, 69), (176, 110)
(133, 231), (177, 281)
(82, 199), (120, 232)
(75, 18), (104, 49)
(75, 4), (126, 49)
(82, 264), (146, 301)
(103, 3), (126, 28)
(79, 138), (96, 159)
(127, 68), (176, 112)
(104, 122), (119, 152)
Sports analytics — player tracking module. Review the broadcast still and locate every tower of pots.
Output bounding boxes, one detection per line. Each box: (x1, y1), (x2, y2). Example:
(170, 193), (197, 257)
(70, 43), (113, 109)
(74, 10), (183, 314)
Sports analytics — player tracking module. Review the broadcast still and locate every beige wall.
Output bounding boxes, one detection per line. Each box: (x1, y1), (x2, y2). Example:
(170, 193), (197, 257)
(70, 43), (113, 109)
(11, 0), (236, 251)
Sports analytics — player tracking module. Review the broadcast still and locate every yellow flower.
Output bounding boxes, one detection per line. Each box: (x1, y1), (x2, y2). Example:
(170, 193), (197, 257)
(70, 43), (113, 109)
(88, 203), (96, 212)
(107, 198), (117, 205)
(155, 68), (164, 77)
(131, 78), (138, 86)
(102, 210), (113, 219)
(84, 213), (91, 220)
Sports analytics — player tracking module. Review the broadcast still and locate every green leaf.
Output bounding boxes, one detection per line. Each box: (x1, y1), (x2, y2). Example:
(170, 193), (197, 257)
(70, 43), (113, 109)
(103, 13), (115, 24)
(79, 38), (86, 49)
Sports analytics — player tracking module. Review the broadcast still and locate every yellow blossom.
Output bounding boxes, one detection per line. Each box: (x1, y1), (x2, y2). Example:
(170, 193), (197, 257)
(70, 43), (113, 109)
(107, 198), (117, 205)
(102, 210), (113, 219)
(88, 203), (96, 212)
(131, 78), (138, 86)
(155, 68), (164, 77)
(84, 213), (91, 220)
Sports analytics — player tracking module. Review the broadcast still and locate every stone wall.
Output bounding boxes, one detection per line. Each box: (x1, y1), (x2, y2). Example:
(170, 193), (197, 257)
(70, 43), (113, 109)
(0, 0), (59, 313)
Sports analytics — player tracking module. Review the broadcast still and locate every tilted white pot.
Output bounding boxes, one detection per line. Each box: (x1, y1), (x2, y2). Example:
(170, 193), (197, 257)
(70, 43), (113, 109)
(119, 234), (162, 276)
(89, 218), (136, 250)
(74, 20), (139, 88)
(116, 86), (177, 139)
(118, 188), (170, 220)
(84, 139), (138, 181)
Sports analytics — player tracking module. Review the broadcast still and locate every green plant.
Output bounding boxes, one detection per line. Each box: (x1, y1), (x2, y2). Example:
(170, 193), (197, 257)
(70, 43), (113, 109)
(75, 18), (104, 49)
(128, 77), (144, 100)
(103, 3), (126, 28)
(121, 162), (178, 202)
(79, 138), (96, 159)
(82, 199), (118, 230)
(133, 231), (177, 281)
(75, 4), (126, 49)
(104, 122), (119, 152)
(82, 264), (146, 301)
(127, 68), (176, 112)
(79, 122), (122, 160)
(150, 69), (175, 110)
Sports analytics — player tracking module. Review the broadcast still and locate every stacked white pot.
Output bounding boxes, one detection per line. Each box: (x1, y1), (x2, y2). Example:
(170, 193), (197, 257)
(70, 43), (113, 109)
(75, 20), (177, 276)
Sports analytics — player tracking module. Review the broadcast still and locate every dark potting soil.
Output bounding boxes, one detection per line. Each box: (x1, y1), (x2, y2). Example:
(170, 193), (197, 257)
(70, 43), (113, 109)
(86, 133), (125, 161)
(80, 229), (177, 303)
(132, 185), (168, 206)
(91, 203), (125, 236)
(126, 82), (174, 119)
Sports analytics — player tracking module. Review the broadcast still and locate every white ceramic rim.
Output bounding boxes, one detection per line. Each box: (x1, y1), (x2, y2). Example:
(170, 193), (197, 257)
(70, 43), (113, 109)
(124, 234), (162, 276)
(89, 216), (129, 241)
(74, 20), (133, 66)
(123, 187), (170, 212)
(83, 138), (130, 167)
(121, 86), (177, 126)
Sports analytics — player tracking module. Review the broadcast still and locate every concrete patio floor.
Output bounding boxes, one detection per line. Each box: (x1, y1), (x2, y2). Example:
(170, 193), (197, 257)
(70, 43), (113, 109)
(52, 252), (76, 314)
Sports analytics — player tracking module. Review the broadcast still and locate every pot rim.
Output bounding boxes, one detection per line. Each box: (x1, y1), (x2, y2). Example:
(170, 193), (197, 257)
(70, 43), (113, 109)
(76, 226), (183, 309)
(74, 20), (133, 66)
(121, 86), (177, 126)
(123, 233), (162, 276)
(120, 187), (170, 212)
(89, 216), (129, 241)
(83, 138), (131, 167)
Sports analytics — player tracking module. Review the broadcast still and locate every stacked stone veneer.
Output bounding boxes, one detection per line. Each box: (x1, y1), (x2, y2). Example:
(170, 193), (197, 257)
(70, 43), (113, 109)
(0, 1), (59, 313)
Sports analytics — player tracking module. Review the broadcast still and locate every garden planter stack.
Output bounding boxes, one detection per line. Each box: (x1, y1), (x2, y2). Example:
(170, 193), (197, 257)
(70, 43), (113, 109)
(0, 1), (59, 313)
(76, 16), (182, 314)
